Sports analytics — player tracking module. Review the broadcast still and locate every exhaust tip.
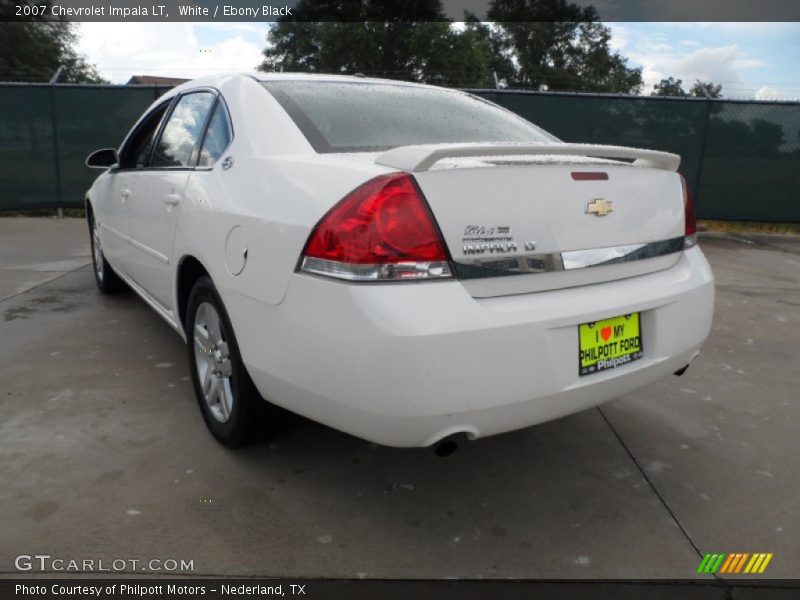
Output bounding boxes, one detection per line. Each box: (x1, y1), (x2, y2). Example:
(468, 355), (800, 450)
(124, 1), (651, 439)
(426, 428), (476, 455)
(674, 351), (701, 377)
(433, 439), (459, 457)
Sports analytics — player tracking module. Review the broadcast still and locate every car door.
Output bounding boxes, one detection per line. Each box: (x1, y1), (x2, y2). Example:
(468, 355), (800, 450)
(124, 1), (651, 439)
(100, 170), (135, 272)
(126, 90), (217, 311)
(100, 100), (171, 276)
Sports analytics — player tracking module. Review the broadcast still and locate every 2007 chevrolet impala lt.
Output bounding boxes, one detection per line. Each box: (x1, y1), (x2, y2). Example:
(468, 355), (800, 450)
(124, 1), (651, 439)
(84, 73), (714, 448)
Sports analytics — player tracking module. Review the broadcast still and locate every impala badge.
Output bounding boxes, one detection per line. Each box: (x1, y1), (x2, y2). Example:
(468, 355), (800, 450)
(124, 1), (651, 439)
(462, 224), (516, 255)
(585, 198), (613, 216)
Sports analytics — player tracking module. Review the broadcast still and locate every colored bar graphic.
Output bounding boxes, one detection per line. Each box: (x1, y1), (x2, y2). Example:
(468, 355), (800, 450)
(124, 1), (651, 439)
(696, 554), (712, 573)
(728, 554), (742, 573)
(725, 554), (741, 574)
(719, 554), (735, 573)
(744, 554), (761, 574)
(711, 554), (726, 573)
(735, 553), (749, 573)
(697, 553), (727, 574)
(759, 554), (773, 573)
(706, 552), (774, 574)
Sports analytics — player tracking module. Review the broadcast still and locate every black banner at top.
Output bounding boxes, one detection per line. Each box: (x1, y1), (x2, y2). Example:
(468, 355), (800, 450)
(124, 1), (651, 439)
(4, 0), (800, 22)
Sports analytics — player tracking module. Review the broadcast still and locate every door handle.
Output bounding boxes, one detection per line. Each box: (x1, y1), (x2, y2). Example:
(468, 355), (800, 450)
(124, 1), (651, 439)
(164, 194), (181, 206)
(121, 188), (131, 202)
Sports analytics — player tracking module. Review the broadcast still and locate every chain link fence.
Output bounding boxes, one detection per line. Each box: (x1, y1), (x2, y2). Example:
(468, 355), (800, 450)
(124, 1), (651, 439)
(1, 83), (799, 221)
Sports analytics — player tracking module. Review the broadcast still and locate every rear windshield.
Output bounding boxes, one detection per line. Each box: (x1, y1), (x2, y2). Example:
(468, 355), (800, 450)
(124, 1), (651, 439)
(262, 80), (558, 153)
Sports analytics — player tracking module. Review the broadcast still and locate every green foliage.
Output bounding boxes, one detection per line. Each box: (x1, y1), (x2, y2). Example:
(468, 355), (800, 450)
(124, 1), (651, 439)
(690, 80), (723, 98)
(0, 1), (105, 83)
(652, 77), (724, 99)
(483, 0), (642, 93)
(262, 21), (495, 87)
(260, 0), (495, 87)
(652, 77), (689, 97)
(260, 0), (643, 93)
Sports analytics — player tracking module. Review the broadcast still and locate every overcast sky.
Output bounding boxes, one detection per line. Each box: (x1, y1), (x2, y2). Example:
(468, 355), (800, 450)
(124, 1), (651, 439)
(76, 22), (800, 99)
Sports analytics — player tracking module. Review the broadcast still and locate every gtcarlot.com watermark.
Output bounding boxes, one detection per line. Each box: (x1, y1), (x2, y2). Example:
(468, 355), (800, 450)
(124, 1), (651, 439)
(14, 554), (194, 573)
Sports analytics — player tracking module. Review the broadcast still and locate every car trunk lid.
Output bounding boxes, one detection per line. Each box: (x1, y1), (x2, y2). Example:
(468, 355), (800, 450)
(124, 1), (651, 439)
(375, 143), (686, 298)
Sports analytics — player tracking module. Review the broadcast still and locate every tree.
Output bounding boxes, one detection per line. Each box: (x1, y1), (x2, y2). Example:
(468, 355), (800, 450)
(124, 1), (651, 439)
(651, 77), (689, 97)
(482, 0), (643, 93)
(0, 1), (105, 83)
(652, 77), (723, 98)
(260, 0), (644, 93)
(690, 80), (723, 98)
(260, 0), (495, 87)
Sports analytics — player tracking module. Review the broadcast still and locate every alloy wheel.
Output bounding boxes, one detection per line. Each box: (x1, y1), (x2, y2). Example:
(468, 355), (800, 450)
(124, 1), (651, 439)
(193, 301), (234, 423)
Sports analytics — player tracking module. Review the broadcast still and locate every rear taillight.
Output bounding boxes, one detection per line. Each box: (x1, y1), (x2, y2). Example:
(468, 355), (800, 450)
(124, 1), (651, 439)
(299, 173), (452, 281)
(680, 174), (697, 248)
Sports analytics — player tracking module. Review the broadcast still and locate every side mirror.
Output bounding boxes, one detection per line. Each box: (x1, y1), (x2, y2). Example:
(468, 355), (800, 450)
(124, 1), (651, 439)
(86, 148), (119, 169)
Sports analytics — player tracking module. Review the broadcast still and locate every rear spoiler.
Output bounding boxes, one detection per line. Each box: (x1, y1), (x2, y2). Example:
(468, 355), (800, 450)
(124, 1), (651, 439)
(375, 142), (681, 173)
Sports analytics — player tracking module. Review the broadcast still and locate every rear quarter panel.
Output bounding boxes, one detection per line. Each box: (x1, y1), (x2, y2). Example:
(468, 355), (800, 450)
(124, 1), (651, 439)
(171, 77), (394, 314)
(173, 154), (393, 308)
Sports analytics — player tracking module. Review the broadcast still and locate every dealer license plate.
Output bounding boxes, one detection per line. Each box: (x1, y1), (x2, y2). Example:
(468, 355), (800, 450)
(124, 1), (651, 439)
(578, 313), (643, 376)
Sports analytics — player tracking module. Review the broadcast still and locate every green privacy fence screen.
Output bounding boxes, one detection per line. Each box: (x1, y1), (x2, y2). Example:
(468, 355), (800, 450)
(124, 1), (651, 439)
(472, 90), (800, 223)
(1, 83), (799, 222)
(0, 83), (171, 212)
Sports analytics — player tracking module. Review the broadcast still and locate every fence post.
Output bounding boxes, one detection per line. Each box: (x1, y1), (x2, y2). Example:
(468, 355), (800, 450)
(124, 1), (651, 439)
(48, 84), (63, 211)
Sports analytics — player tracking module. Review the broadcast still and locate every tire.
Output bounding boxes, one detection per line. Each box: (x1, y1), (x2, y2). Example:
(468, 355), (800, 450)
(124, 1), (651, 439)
(88, 211), (124, 293)
(186, 275), (280, 447)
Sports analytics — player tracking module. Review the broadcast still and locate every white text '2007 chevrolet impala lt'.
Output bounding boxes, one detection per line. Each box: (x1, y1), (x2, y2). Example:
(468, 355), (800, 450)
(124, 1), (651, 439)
(84, 73), (714, 448)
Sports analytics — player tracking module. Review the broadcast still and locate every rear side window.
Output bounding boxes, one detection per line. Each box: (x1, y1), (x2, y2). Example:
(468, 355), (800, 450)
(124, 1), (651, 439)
(262, 81), (558, 153)
(152, 92), (216, 167)
(198, 101), (232, 167)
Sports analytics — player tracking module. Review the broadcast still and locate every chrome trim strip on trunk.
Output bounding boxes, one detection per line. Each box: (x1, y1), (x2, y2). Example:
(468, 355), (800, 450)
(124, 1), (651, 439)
(454, 236), (685, 280)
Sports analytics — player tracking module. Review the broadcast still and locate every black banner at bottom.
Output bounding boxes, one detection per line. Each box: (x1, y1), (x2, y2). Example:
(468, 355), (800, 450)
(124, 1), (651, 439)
(3, 579), (800, 600)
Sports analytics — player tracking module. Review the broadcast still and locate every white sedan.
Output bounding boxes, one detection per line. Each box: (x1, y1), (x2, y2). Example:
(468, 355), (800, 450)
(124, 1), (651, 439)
(85, 73), (714, 449)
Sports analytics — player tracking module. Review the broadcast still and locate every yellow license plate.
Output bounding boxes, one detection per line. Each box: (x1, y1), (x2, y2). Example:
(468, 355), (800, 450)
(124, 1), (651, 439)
(578, 313), (643, 376)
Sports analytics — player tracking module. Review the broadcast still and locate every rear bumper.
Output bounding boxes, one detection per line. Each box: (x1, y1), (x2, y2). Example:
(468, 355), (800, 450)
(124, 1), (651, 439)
(227, 247), (714, 447)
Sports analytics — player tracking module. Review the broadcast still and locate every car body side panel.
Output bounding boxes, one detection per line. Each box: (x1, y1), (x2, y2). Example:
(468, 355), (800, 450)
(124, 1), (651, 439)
(218, 76), (314, 157)
(173, 154), (393, 310)
(88, 170), (133, 276)
(127, 170), (189, 309)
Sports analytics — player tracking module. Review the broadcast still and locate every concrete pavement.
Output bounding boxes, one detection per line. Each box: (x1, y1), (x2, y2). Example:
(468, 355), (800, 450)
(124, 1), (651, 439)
(0, 218), (797, 579)
(0, 217), (90, 301)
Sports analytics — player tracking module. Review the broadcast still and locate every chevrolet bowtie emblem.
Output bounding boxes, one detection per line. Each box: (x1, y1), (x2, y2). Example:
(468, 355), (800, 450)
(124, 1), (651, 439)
(585, 198), (614, 216)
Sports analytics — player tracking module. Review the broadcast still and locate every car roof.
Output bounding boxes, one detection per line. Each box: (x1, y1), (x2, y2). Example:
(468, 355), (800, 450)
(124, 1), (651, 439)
(254, 72), (420, 85)
(167, 71), (451, 97)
